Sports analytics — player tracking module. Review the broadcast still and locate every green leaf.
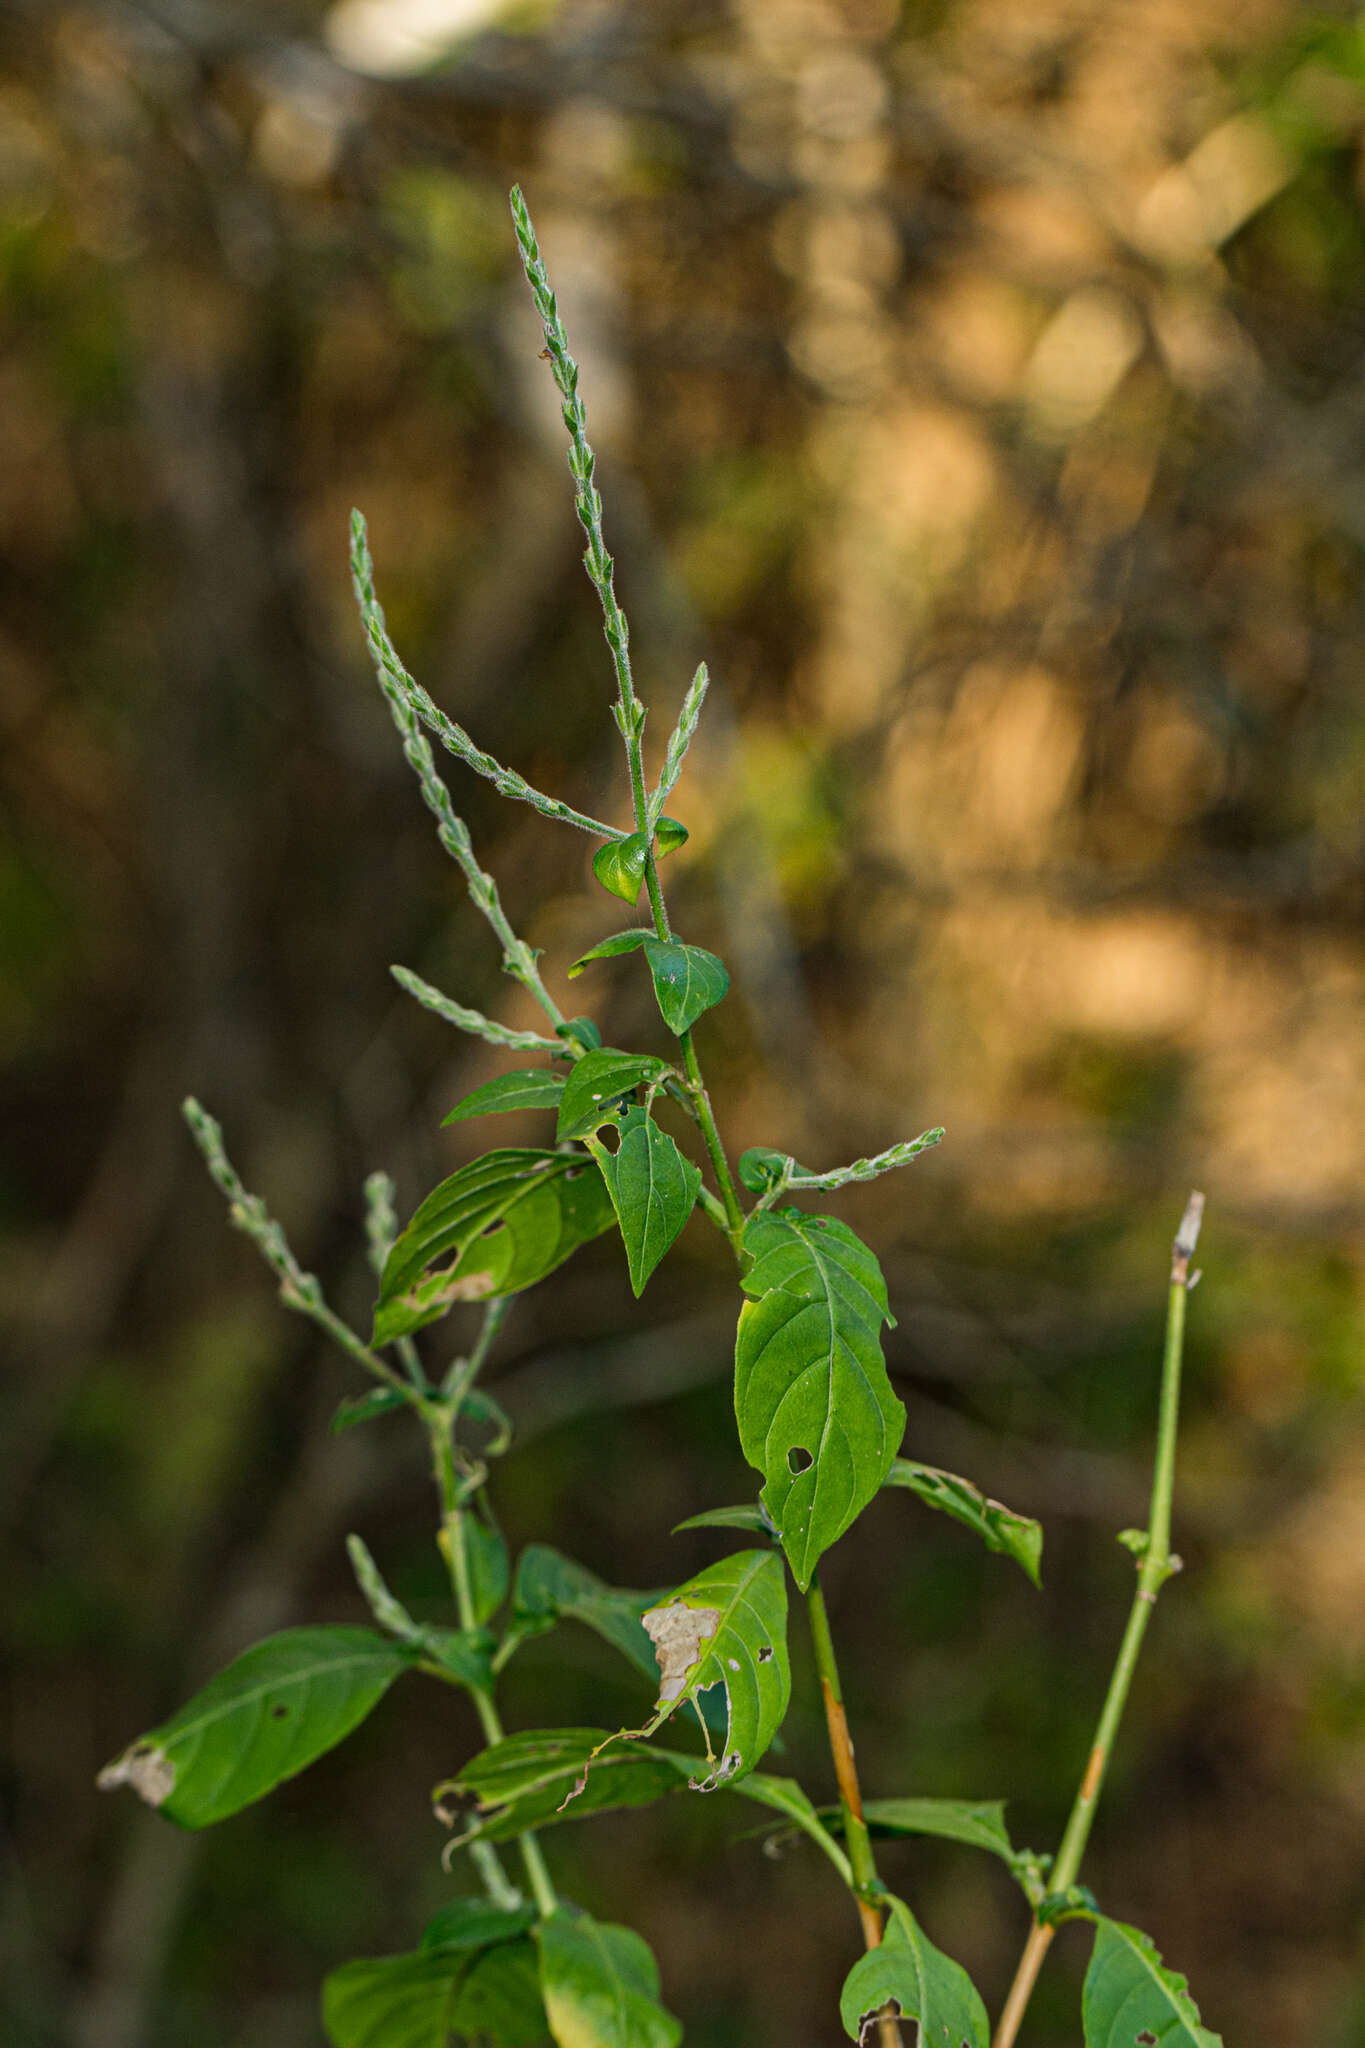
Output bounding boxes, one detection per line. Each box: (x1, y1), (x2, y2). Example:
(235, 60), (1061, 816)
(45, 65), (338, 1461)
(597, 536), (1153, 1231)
(443, 1069), (566, 1125)
(509, 1545), (661, 1683)
(884, 1460), (1043, 1587)
(567, 928), (654, 979)
(330, 1387), (408, 1434)
(323, 1940), (547, 2048)
(373, 1150), (615, 1344)
(671, 1504), (770, 1535)
(419, 1897), (536, 1954)
(555, 1049), (668, 1143)
(556, 1016), (602, 1053)
(737, 1146), (797, 1193)
(465, 1506), (511, 1627)
(539, 1909), (681, 2048)
(441, 1729), (691, 1844)
(854, 1797), (1015, 1862)
(839, 1897), (989, 2047)
(418, 1627), (496, 1691)
(654, 816), (688, 856)
(724, 1773), (853, 1881)
(637, 1548), (790, 1789)
(588, 1108), (701, 1295)
(97, 1627), (409, 1830)
(641, 938), (729, 1036)
(1082, 1917), (1223, 2048)
(734, 1208), (904, 1590)
(592, 834), (649, 904)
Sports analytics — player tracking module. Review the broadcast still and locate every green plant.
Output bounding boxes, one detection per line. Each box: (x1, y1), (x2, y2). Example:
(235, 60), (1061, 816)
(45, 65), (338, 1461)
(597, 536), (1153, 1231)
(98, 188), (1219, 2048)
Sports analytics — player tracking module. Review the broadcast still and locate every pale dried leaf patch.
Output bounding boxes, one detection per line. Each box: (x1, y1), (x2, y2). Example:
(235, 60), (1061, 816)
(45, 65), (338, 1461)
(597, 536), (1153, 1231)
(96, 1742), (175, 1808)
(642, 1600), (721, 1703)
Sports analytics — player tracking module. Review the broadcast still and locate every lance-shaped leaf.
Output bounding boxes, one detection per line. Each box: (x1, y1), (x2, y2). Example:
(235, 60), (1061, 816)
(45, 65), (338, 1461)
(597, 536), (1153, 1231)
(884, 1460), (1043, 1587)
(568, 927), (654, 978)
(506, 1544), (662, 1682)
(735, 1208), (903, 1590)
(443, 1068), (566, 1124)
(840, 1896), (989, 2048)
(835, 1796), (1015, 1863)
(725, 1773), (853, 1882)
(465, 1506), (511, 1627)
(438, 1729), (692, 1845)
(331, 1387), (408, 1435)
(97, 1627), (409, 1830)
(1082, 1917), (1223, 2048)
(588, 1108), (701, 1295)
(671, 1504), (770, 1535)
(641, 938), (729, 1035)
(556, 1049), (668, 1143)
(324, 1940), (547, 2048)
(636, 1548), (789, 1790)
(539, 1910), (682, 2048)
(373, 1149), (615, 1344)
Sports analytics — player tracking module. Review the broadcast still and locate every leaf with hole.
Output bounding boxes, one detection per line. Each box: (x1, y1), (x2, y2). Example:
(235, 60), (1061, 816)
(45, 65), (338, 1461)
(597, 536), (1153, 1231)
(884, 1460), (1043, 1587)
(556, 1049), (668, 1143)
(443, 1068), (566, 1125)
(734, 1208), (903, 1589)
(641, 938), (729, 1036)
(1082, 1917), (1223, 2048)
(506, 1544), (662, 1683)
(323, 1940), (547, 2048)
(439, 1729), (692, 1845)
(373, 1150), (615, 1344)
(96, 1627), (410, 1830)
(589, 1108), (701, 1295)
(839, 1896), (989, 2047)
(633, 1548), (789, 1791)
(592, 833), (650, 904)
(539, 1909), (682, 2048)
(567, 928), (654, 979)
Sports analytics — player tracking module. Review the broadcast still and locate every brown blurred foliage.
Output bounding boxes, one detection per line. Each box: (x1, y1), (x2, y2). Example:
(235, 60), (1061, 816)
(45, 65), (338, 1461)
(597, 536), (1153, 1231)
(2, 0), (1365, 2043)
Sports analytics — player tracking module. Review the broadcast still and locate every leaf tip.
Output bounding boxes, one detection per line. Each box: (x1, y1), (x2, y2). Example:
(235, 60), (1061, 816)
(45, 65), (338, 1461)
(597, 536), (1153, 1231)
(97, 1741), (175, 1809)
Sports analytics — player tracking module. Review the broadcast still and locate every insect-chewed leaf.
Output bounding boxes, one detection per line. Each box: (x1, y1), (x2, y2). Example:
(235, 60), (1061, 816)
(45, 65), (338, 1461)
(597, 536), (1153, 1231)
(440, 1729), (691, 1844)
(589, 1107), (701, 1295)
(839, 1897), (989, 2047)
(884, 1459), (1043, 1586)
(508, 1544), (661, 1682)
(96, 1627), (409, 1830)
(556, 1049), (668, 1143)
(373, 1149), (615, 1344)
(734, 1208), (903, 1590)
(539, 1909), (682, 2048)
(443, 1067), (566, 1124)
(1082, 1917), (1223, 2048)
(641, 938), (729, 1035)
(567, 927), (655, 979)
(638, 1549), (789, 1790)
(324, 1939), (547, 2048)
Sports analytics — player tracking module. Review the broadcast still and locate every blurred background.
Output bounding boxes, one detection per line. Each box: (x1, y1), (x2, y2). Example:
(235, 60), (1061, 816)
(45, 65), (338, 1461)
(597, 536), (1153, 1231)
(3, 0), (1365, 2042)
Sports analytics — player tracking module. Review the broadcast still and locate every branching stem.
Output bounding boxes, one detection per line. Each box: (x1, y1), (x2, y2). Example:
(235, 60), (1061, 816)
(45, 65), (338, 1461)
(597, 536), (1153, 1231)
(991, 1194), (1204, 2048)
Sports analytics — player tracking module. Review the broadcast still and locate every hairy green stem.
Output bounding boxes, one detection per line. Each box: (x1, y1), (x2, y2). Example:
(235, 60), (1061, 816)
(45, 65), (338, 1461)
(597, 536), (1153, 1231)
(425, 1313), (559, 1921)
(992, 1194), (1204, 2048)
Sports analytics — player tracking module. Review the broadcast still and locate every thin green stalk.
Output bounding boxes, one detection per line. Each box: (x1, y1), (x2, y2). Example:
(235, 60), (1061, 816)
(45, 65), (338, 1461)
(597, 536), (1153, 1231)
(807, 1571), (903, 2048)
(991, 1193), (1205, 2048)
(423, 1303), (558, 1921)
(185, 1099), (414, 1401)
